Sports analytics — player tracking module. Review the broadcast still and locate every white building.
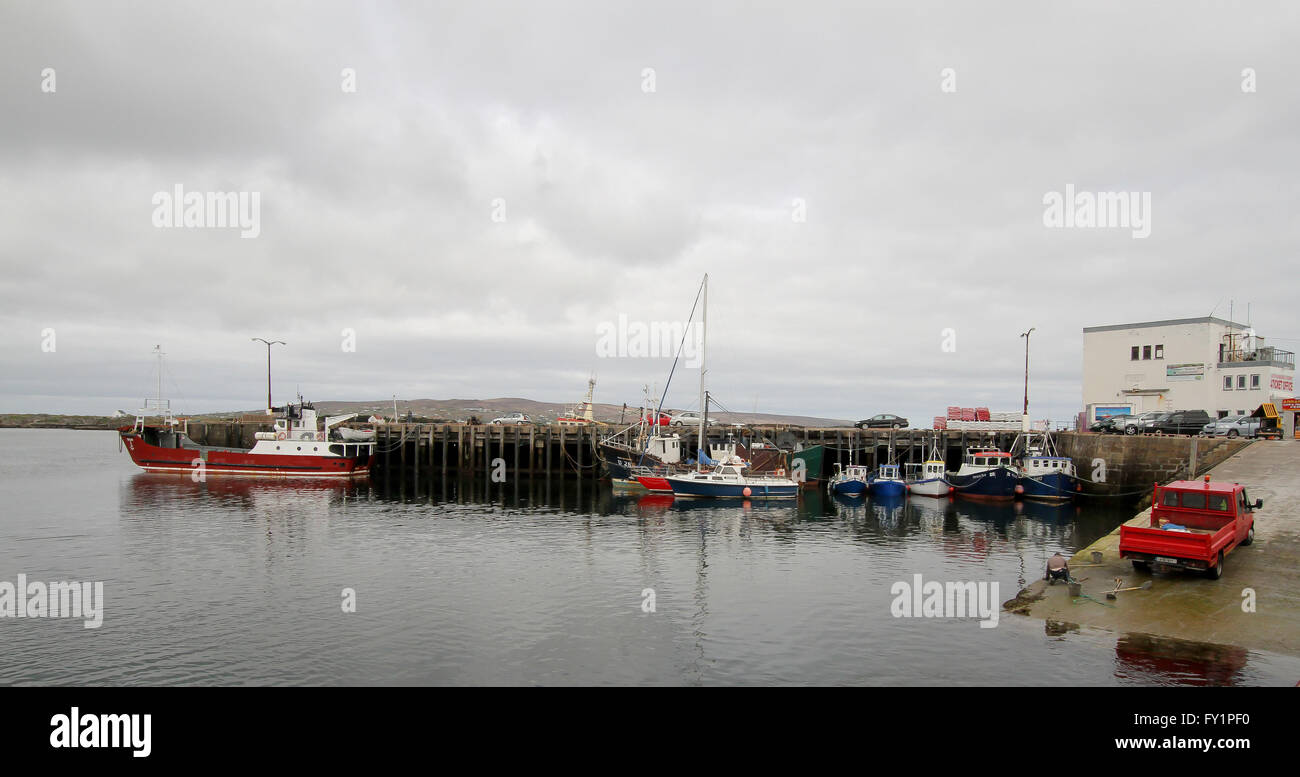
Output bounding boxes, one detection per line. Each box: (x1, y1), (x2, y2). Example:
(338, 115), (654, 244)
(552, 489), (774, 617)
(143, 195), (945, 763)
(1082, 316), (1295, 420)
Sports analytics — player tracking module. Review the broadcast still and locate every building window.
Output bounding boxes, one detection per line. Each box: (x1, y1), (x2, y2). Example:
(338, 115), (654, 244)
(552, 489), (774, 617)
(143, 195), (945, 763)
(1250, 374), (1260, 389)
(1143, 345), (1152, 360)
(1154, 344), (1164, 359)
(1237, 375), (1247, 390)
(1218, 410), (1229, 418)
(1223, 376), (1233, 390)
(1131, 346), (1140, 361)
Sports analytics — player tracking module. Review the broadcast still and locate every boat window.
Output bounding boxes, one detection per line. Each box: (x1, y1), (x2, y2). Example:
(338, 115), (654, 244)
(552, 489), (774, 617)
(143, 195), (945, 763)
(1162, 491), (1179, 506)
(330, 444), (344, 456)
(1181, 492), (1206, 510)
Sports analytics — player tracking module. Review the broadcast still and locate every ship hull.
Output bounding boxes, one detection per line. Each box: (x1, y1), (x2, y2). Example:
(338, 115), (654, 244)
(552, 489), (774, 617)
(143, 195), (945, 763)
(871, 479), (907, 498)
(1018, 472), (1079, 502)
(948, 467), (1018, 501)
(907, 478), (950, 497)
(120, 429), (373, 478)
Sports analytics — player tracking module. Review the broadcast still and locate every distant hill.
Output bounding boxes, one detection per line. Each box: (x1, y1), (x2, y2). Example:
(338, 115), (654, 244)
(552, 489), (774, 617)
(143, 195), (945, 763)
(228, 398), (853, 428)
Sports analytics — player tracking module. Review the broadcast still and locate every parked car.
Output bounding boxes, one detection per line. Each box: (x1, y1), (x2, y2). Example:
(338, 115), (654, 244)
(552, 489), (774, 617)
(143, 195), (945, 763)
(1090, 414), (1130, 433)
(642, 412), (671, 427)
(670, 411), (717, 427)
(1149, 410), (1213, 436)
(1089, 414), (1124, 432)
(490, 413), (532, 425)
(1201, 415), (1260, 438)
(1120, 411), (1170, 435)
(855, 414), (908, 429)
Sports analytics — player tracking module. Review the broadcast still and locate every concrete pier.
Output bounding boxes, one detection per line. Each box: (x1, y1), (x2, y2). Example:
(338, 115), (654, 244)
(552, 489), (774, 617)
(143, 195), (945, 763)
(1007, 440), (1300, 658)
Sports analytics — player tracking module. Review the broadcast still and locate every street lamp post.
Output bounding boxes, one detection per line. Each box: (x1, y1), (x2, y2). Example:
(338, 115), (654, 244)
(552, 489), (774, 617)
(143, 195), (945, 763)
(251, 338), (286, 414)
(1020, 327), (1035, 430)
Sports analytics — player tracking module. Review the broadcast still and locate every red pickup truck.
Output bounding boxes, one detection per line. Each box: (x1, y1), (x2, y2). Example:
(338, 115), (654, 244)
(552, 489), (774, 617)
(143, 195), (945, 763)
(1119, 478), (1262, 579)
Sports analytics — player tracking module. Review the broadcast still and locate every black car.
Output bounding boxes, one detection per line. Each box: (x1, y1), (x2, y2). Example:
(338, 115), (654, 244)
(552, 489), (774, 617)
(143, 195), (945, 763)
(855, 413), (908, 429)
(1149, 410), (1213, 436)
(1090, 414), (1130, 433)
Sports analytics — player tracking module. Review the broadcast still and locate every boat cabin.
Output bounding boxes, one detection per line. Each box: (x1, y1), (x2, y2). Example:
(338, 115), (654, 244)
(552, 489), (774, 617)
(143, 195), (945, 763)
(1022, 455), (1075, 475)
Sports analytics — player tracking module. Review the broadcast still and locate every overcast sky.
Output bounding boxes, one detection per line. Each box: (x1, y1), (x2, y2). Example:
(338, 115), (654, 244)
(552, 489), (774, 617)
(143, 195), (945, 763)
(3, 1), (1298, 422)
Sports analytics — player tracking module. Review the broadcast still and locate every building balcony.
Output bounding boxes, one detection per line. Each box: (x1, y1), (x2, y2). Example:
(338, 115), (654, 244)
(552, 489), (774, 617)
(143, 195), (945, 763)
(1218, 346), (1295, 370)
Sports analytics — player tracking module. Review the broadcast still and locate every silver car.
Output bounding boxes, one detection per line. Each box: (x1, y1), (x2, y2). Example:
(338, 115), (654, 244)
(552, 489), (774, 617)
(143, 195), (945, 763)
(1120, 411), (1170, 435)
(1200, 415), (1260, 438)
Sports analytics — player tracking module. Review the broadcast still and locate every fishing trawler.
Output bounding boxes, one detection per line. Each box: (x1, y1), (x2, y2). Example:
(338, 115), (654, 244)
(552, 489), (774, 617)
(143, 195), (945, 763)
(870, 463), (907, 498)
(946, 445), (1018, 501)
(828, 463), (870, 497)
(118, 347), (374, 478)
(905, 459), (950, 497)
(1014, 433), (1079, 501)
(905, 436), (951, 497)
(666, 455), (799, 498)
(556, 376), (599, 426)
(120, 398), (375, 478)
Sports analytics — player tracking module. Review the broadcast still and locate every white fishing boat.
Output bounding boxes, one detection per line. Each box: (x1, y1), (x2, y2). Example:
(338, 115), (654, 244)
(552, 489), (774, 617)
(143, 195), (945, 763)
(906, 436), (951, 497)
(906, 459), (950, 497)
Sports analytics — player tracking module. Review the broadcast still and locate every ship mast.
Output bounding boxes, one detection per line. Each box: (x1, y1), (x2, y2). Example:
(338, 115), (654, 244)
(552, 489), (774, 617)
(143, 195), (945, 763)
(697, 273), (708, 471)
(153, 345), (164, 412)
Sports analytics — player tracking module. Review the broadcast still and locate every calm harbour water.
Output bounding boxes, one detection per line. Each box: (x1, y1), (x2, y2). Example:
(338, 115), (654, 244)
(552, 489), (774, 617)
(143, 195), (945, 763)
(2, 428), (1296, 686)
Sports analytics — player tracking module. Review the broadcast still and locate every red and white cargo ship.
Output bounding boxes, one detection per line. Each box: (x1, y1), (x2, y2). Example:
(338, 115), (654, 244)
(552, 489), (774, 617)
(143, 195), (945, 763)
(119, 399), (376, 479)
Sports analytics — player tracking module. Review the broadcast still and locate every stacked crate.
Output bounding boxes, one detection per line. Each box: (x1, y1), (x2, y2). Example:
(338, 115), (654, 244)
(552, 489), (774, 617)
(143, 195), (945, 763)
(933, 416), (947, 430)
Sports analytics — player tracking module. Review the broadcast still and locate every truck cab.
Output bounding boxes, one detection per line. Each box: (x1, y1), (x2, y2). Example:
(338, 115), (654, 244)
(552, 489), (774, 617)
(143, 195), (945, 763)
(1119, 478), (1261, 579)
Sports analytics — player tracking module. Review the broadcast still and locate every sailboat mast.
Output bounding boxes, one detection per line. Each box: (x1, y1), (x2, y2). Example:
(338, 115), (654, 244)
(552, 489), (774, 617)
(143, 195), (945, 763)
(696, 274), (708, 471)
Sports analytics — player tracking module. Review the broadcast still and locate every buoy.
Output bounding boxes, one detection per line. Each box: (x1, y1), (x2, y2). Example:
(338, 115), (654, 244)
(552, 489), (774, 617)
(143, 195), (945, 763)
(743, 487), (752, 497)
(1015, 484), (1025, 495)
(948, 486), (955, 494)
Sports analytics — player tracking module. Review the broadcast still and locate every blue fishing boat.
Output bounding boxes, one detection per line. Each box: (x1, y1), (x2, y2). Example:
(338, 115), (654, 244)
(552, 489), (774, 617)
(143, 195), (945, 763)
(870, 463), (907, 498)
(667, 456), (799, 498)
(828, 463), (870, 497)
(947, 446), (1018, 501)
(1014, 433), (1079, 501)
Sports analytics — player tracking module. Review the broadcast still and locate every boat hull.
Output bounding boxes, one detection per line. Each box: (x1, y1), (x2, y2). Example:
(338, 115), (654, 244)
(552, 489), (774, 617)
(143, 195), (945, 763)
(790, 445), (824, 488)
(667, 475), (798, 498)
(1018, 472), (1079, 501)
(908, 478), (950, 497)
(634, 475), (674, 493)
(948, 467), (1018, 501)
(871, 479), (907, 498)
(120, 429), (373, 479)
(830, 479), (868, 496)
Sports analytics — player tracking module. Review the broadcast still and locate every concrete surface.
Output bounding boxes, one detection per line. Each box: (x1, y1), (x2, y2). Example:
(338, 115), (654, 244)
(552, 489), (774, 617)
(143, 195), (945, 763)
(1007, 440), (1300, 657)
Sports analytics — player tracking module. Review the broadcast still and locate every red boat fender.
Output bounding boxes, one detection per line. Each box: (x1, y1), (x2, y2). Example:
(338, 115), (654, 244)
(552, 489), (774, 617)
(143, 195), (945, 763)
(743, 487), (752, 497)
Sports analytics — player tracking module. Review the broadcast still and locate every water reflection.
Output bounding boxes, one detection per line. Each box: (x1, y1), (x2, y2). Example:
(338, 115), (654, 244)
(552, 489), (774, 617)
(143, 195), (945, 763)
(95, 466), (1293, 686)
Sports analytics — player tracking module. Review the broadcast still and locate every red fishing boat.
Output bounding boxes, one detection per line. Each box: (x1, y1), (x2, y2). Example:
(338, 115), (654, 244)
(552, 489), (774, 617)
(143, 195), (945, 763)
(119, 398), (375, 479)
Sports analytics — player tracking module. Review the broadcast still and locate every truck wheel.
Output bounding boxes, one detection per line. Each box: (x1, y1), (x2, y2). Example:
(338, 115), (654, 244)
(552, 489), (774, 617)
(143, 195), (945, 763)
(1241, 526), (1254, 546)
(1206, 552), (1224, 580)
(1131, 559), (1150, 572)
